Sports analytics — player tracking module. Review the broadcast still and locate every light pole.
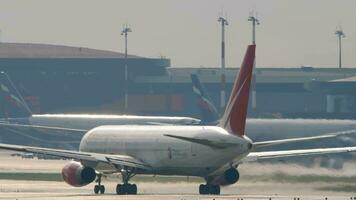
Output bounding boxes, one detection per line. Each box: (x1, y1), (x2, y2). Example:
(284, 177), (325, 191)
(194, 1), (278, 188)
(218, 16), (228, 112)
(121, 25), (132, 111)
(248, 15), (260, 45)
(335, 28), (345, 69)
(248, 14), (260, 111)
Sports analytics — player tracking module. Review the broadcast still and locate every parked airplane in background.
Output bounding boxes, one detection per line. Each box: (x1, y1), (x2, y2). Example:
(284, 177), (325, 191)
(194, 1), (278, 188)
(4, 70), (355, 146)
(1, 45), (356, 195)
(0, 71), (200, 134)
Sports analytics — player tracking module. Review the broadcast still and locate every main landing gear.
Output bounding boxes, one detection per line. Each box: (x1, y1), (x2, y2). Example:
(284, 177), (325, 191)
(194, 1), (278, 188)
(92, 169), (138, 195)
(94, 174), (105, 194)
(116, 169), (137, 195)
(199, 184), (220, 195)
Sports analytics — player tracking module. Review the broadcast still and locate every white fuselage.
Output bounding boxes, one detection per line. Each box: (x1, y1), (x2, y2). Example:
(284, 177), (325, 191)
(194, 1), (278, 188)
(79, 126), (251, 177)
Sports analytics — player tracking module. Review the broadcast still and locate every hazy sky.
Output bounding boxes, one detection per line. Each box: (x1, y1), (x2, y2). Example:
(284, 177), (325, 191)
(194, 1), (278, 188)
(0, 0), (354, 67)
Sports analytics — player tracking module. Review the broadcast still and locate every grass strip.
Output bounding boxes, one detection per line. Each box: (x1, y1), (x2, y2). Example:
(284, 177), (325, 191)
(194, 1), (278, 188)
(318, 185), (356, 192)
(0, 172), (62, 181)
(242, 173), (356, 183)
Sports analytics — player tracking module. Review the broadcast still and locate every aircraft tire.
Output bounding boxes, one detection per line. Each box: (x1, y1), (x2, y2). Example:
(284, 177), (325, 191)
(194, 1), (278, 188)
(94, 185), (99, 194)
(99, 185), (105, 194)
(128, 184), (137, 194)
(209, 185), (220, 195)
(199, 184), (209, 195)
(116, 184), (124, 195)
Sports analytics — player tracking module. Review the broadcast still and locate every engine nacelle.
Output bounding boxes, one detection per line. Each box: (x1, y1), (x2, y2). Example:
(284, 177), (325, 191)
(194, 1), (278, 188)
(61, 161), (96, 187)
(209, 168), (240, 186)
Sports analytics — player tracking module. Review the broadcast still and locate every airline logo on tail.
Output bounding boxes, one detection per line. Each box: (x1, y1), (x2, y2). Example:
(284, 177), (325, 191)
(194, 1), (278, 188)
(191, 74), (220, 124)
(219, 45), (256, 136)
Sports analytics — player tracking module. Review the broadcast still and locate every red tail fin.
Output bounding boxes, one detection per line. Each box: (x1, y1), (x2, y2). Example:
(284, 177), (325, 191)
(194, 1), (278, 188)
(219, 45), (256, 136)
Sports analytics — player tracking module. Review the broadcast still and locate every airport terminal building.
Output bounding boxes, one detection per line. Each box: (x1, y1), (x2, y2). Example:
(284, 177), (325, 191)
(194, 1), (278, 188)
(0, 43), (356, 120)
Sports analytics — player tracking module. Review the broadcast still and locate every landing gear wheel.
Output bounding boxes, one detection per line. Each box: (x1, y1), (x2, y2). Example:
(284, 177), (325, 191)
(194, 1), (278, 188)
(199, 184), (220, 195)
(116, 183), (138, 195)
(199, 184), (209, 195)
(94, 185), (99, 194)
(116, 184), (124, 195)
(99, 185), (105, 194)
(209, 185), (220, 195)
(128, 184), (137, 194)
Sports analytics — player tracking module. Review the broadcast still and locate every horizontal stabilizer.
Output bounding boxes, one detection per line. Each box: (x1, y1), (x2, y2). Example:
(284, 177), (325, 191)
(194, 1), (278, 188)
(244, 146), (356, 162)
(164, 134), (237, 149)
(253, 129), (356, 149)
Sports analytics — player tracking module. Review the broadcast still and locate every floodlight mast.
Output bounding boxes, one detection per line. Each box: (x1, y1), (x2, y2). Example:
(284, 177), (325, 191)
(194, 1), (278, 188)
(218, 16), (228, 112)
(121, 25), (132, 111)
(248, 15), (260, 45)
(335, 29), (345, 69)
(248, 13), (260, 111)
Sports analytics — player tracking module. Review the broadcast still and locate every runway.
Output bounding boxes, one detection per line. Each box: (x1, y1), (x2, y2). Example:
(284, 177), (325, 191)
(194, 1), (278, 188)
(0, 180), (355, 200)
(1, 152), (356, 199)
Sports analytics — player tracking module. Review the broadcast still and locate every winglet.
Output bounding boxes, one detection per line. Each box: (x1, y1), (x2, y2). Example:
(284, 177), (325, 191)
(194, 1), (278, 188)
(219, 45), (256, 136)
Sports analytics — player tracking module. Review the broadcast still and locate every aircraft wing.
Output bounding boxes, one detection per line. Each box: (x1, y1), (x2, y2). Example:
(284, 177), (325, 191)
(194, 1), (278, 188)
(243, 146), (356, 162)
(0, 143), (151, 170)
(253, 129), (356, 149)
(0, 122), (88, 134)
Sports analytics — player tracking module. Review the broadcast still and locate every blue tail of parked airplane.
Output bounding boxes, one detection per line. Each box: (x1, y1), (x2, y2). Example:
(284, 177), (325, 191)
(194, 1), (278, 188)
(0, 72), (32, 118)
(191, 74), (220, 125)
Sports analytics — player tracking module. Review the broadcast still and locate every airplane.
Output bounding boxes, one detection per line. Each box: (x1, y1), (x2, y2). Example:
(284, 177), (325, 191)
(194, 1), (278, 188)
(0, 71), (200, 134)
(1, 44), (356, 195)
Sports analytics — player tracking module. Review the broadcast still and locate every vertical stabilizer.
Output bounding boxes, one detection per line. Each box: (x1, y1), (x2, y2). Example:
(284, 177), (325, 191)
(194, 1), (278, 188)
(219, 45), (256, 136)
(191, 74), (220, 124)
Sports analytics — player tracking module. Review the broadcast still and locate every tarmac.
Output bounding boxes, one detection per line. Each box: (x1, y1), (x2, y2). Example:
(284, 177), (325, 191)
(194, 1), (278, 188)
(1, 151), (356, 199)
(0, 180), (355, 200)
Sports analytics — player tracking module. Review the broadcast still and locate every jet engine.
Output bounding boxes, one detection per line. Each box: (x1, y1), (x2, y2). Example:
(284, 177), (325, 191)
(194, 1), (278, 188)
(209, 168), (240, 186)
(61, 161), (96, 187)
